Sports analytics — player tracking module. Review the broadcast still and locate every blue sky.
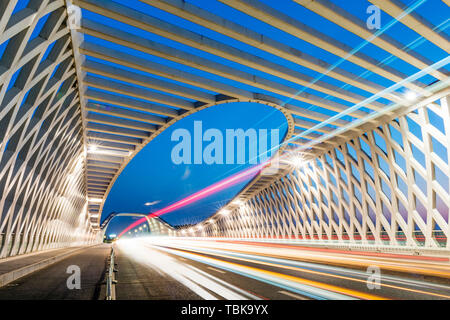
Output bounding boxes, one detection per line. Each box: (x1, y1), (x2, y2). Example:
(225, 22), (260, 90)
(103, 102), (288, 234)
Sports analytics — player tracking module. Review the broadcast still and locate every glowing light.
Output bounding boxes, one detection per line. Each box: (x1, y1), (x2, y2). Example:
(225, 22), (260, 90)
(405, 91), (418, 101)
(88, 198), (102, 203)
(220, 209), (230, 216)
(232, 199), (243, 206)
(287, 154), (304, 168)
(88, 144), (130, 157)
(208, 219), (214, 224)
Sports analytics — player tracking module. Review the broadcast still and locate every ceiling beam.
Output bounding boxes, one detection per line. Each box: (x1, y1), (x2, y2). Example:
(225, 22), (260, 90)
(86, 102), (168, 125)
(86, 112), (159, 131)
(80, 42), (253, 100)
(218, 0), (431, 96)
(78, 19), (371, 117)
(84, 74), (195, 111)
(75, 0), (392, 110)
(87, 131), (143, 145)
(293, 0), (447, 81)
(85, 88), (178, 118)
(146, 0), (396, 98)
(82, 59), (217, 104)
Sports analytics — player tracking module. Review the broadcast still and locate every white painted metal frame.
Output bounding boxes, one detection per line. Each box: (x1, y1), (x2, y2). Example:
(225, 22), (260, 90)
(1, 0), (449, 256)
(195, 96), (450, 250)
(0, 0), (98, 258)
(68, 0), (448, 227)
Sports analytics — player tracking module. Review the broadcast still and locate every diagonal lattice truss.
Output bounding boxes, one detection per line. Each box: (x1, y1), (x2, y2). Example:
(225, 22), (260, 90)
(0, 0), (98, 257)
(0, 0), (449, 256)
(196, 96), (450, 249)
(66, 0), (449, 225)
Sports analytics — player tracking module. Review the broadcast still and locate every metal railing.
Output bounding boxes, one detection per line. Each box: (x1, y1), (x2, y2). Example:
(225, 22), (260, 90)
(105, 246), (117, 300)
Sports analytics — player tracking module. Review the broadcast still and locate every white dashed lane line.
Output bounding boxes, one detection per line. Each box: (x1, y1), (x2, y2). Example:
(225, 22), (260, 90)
(278, 290), (310, 300)
(207, 266), (226, 274)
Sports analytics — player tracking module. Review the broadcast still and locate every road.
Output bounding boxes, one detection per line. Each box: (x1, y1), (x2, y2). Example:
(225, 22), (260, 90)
(0, 239), (448, 300)
(115, 238), (450, 300)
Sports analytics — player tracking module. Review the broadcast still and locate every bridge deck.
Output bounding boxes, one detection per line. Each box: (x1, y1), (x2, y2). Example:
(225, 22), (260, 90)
(113, 239), (450, 300)
(114, 245), (201, 300)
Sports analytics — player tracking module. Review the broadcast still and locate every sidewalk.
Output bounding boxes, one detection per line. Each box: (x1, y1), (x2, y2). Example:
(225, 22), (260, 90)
(0, 245), (94, 287)
(0, 244), (111, 299)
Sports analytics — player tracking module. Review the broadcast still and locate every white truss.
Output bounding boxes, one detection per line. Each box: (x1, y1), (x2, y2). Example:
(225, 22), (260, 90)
(68, 0), (449, 224)
(0, 0), (449, 257)
(195, 96), (450, 250)
(0, 0), (98, 258)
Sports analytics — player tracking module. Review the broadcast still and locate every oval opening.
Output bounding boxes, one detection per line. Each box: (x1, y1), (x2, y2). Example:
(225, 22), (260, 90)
(103, 101), (288, 235)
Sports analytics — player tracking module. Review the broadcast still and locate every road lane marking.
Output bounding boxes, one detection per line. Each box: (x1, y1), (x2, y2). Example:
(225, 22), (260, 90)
(164, 245), (450, 299)
(278, 290), (309, 300)
(161, 247), (386, 300)
(207, 266), (226, 274)
(188, 264), (262, 300)
(179, 241), (450, 278)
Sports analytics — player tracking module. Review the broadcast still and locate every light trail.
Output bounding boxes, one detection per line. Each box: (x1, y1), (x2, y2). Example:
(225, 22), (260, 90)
(284, 0), (427, 109)
(154, 245), (385, 300)
(276, 56), (450, 153)
(164, 238), (450, 279)
(116, 238), (450, 300)
(117, 238), (263, 300)
(118, 163), (266, 237)
(155, 241), (450, 299)
(116, 1), (450, 251)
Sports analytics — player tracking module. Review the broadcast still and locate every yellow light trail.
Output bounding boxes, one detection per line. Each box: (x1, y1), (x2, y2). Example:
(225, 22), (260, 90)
(189, 241), (450, 279)
(167, 246), (450, 300)
(166, 247), (388, 300)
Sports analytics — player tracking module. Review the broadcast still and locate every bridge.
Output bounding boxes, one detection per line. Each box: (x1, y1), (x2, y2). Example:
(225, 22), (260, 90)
(0, 0), (449, 302)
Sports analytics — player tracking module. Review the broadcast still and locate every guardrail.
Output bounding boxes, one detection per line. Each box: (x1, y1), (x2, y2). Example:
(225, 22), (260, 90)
(105, 246), (117, 300)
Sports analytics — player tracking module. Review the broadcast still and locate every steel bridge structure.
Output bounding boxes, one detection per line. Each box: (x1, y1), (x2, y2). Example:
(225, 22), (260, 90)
(0, 0), (449, 258)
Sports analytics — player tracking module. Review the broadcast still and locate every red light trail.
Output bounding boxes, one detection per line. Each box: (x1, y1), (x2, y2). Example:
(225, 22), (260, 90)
(118, 162), (267, 237)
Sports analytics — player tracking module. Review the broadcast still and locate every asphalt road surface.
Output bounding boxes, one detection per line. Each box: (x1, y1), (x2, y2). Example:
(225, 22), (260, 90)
(0, 239), (449, 300)
(114, 238), (450, 300)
